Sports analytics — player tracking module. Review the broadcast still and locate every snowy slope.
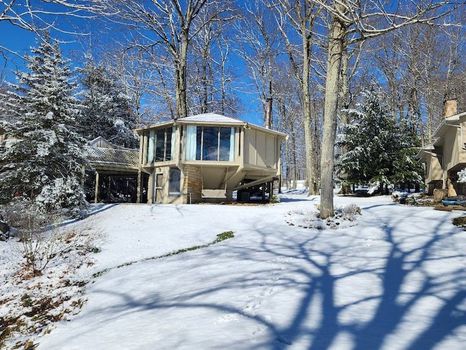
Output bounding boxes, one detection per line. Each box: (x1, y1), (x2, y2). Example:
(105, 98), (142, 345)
(38, 194), (466, 350)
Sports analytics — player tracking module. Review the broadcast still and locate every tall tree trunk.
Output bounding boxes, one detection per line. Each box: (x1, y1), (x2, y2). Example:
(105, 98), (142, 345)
(303, 28), (317, 195)
(291, 121), (298, 189)
(176, 34), (189, 119)
(320, 13), (345, 219)
(339, 46), (351, 194)
(265, 80), (273, 128)
(201, 55), (209, 114)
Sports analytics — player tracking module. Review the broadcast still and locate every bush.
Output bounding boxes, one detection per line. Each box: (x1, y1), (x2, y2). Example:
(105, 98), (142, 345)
(35, 177), (87, 217)
(1, 197), (97, 276)
(340, 204), (362, 220)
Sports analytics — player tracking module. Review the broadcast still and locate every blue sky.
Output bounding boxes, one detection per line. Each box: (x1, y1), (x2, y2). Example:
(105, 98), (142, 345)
(0, 9), (263, 125)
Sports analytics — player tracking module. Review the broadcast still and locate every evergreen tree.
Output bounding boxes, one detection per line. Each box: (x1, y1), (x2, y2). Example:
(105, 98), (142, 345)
(78, 61), (138, 148)
(0, 35), (87, 214)
(391, 115), (424, 186)
(337, 89), (423, 190)
(338, 89), (396, 186)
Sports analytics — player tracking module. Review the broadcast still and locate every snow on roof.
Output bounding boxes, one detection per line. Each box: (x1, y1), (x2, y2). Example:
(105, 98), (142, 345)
(179, 113), (245, 125)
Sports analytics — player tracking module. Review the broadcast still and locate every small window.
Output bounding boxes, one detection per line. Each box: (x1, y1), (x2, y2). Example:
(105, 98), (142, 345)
(169, 168), (181, 195)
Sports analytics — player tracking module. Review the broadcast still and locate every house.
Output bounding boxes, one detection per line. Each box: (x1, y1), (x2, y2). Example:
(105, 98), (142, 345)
(419, 99), (466, 195)
(135, 113), (287, 204)
(85, 137), (143, 203)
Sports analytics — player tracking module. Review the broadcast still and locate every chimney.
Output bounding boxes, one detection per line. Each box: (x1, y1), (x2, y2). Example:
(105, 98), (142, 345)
(443, 98), (458, 118)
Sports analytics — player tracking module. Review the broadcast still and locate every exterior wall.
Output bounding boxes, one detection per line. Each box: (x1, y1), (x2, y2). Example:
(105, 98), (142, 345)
(243, 128), (278, 169)
(424, 123), (466, 194)
(426, 155), (443, 183)
(182, 164), (202, 203)
(442, 127), (459, 171)
(147, 165), (186, 204)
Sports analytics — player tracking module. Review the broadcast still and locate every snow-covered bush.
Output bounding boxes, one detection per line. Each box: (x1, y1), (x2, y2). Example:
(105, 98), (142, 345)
(341, 203), (362, 219)
(285, 204), (362, 230)
(0, 219), (103, 348)
(35, 177), (87, 217)
(457, 169), (466, 183)
(0, 215), (9, 241)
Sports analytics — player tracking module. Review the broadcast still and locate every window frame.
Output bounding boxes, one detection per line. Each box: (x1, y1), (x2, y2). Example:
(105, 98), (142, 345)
(168, 167), (181, 195)
(148, 127), (174, 163)
(194, 126), (235, 162)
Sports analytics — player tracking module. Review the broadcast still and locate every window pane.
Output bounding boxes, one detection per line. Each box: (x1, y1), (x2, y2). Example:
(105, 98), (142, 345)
(219, 128), (231, 161)
(166, 129), (172, 161)
(203, 127), (219, 161)
(196, 127), (202, 160)
(147, 130), (155, 163)
(155, 129), (165, 161)
(169, 168), (181, 194)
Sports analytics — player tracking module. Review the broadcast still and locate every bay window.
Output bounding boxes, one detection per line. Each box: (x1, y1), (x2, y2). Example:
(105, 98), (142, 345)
(186, 126), (235, 162)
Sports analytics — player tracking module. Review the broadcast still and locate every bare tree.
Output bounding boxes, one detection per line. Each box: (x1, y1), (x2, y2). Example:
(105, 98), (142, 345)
(273, 0), (323, 195)
(101, 0), (234, 119)
(0, 1), (107, 55)
(275, 64), (305, 189)
(189, 7), (237, 115)
(236, 0), (280, 128)
(315, 0), (456, 218)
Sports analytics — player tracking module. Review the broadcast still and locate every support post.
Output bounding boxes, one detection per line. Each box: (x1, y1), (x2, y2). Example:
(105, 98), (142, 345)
(94, 171), (100, 204)
(136, 169), (142, 203)
(147, 173), (154, 204)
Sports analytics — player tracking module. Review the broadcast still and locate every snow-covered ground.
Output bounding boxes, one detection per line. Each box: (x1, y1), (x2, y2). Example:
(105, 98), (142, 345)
(14, 193), (466, 349)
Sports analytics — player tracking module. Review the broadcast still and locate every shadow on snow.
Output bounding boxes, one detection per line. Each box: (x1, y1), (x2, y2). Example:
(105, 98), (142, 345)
(73, 204), (465, 349)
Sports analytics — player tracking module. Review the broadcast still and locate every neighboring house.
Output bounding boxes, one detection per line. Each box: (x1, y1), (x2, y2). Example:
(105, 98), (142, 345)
(136, 113), (287, 204)
(419, 99), (466, 195)
(85, 137), (142, 203)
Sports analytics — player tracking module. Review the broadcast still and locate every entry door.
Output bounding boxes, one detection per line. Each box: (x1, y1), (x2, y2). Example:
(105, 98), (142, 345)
(155, 173), (164, 203)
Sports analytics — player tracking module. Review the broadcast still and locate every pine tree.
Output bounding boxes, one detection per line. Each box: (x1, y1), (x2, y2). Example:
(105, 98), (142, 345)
(337, 89), (398, 188)
(0, 35), (87, 215)
(391, 115), (424, 187)
(337, 88), (423, 191)
(78, 61), (138, 148)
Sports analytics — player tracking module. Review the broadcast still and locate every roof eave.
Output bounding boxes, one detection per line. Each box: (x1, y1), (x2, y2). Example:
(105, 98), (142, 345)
(135, 121), (176, 134)
(246, 123), (288, 138)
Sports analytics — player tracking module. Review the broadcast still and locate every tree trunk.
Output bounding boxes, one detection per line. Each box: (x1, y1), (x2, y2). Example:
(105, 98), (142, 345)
(320, 13), (345, 219)
(339, 46), (351, 194)
(265, 80), (273, 129)
(201, 51), (209, 114)
(176, 34), (189, 119)
(302, 28), (317, 196)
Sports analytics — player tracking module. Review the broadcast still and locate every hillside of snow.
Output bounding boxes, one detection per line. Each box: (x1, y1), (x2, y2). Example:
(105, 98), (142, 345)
(3, 193), (465, 349)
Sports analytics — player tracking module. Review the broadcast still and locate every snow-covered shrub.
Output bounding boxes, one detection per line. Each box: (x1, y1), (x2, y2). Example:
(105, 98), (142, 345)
(270, 194), (280, 203)
(285, 204), (362, 230)
(0, 221), (103, 348)
(35, 177), (87, 217)
(1, 197), (47, 230)
(340, 203), (361, 220)
(1, 197), (95, 276)
(0, 215), (9, 241)
(457, 169), (466, 183)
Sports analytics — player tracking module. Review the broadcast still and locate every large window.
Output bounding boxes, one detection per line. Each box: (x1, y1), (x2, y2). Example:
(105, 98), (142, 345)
(169, 168), (181, 194)
(147, 127), (174, 163)
(186, 126), (235, 161)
